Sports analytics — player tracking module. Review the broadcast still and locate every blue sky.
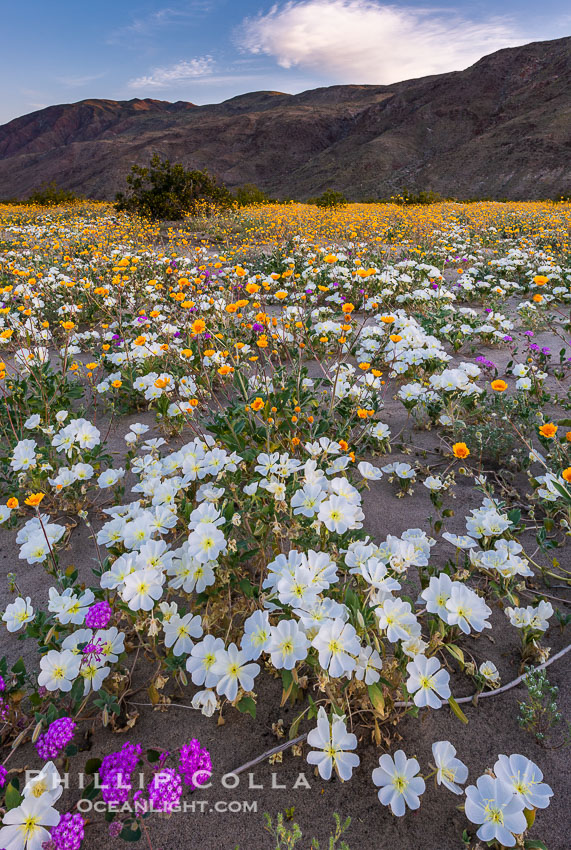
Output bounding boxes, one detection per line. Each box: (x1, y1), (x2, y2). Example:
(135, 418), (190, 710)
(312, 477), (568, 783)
(2, 0), (569, 123)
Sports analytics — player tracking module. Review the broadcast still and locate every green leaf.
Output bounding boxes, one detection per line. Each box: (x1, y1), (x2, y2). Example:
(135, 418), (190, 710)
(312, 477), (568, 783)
(146, 749), (161, 763)
(444, 644), (465, 668)
(524, 841), (548, 850)
(5, 782), (23, 810)
(84, 758), (102, 775)
(120, 822), (142, 842)
(448, 696), (469, 725)
(236, 696), (256, 719)
(368, 683), (385, 715)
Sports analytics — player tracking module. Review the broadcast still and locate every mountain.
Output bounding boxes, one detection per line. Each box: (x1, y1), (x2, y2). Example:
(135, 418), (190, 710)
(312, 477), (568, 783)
(1, 37), (570, 201)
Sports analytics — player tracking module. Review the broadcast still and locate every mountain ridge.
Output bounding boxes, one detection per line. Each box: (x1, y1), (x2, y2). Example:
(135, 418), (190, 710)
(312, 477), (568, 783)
(1, 36), (570, 200)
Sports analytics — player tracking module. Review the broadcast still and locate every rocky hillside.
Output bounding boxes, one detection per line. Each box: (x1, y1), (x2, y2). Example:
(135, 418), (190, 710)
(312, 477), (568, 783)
(1, 37), (569, 200)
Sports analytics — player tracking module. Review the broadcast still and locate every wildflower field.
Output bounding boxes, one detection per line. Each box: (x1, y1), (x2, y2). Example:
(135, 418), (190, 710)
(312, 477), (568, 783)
(0, 200), (569, 850)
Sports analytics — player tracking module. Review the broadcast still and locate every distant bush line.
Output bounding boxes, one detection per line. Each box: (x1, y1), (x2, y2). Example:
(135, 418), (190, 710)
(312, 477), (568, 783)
(2, 166), (570, 216)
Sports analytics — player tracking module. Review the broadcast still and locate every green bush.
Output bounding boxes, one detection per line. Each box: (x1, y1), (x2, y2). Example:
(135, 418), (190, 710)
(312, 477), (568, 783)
(115, 154), (232, 220)
(307, 189), (347, 208)
(26, 182), (80, 205)
(233, 183), (270, 206)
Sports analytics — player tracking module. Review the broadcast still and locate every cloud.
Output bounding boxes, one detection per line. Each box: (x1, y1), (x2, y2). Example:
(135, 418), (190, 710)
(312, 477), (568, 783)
(108, 4), (213, 44)
(240, 1), (526, 84)
(55, 73), (106, 88)
(128, 57), (215, 89)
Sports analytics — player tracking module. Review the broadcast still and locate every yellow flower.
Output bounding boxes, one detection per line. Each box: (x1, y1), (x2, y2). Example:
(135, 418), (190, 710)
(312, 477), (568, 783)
(562, 467), (571, 483)
(452, 442), (470, 459)
(191, 319), (206, 334)
(250, 398), (264, 412)
(538, 423), (557, 439)
(25, 492), (45, 508)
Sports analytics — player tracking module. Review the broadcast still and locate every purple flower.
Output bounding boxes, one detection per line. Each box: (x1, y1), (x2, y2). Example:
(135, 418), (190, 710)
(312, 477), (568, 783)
(178, 739), (212, 789)
(524, 330), (534, 337)
(252, 323), (264, 333)
(50, 812), (85, 850)
(85, 601), (112, 630)
(99, 742), (142, 805)
(147, 768), (183, 813)
(503, 335), (513, 342)
(36, 717), (76, 760)
(0, 764), (7, 788)
(108, 822), (122, 838)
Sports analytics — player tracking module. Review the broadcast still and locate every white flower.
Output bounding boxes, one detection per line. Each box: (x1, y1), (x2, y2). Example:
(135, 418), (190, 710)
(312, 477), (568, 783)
(355, 645), (382, 685)
(445, 584), (491, 634)
(163, 613), (203, 656)
(376, 598), (418, 643)
(0, 793), (60, 850)
(186, 525), (227, 564)
(3, 596), (34, 632)
(97, 467), (125, 488)
(493, 754), (553, 810)
(306, 707), (359, 781)
(421, 573), (452, 620)
(372, 750), (425, 816)
(191, 689), (218, 717)
(186, 635), (225, 687)
(465, 774), (527, 847)
(38, 649), (81, 692)
(311, 618), (359, 678)
(267, 619), (309, 670)
(121, 568), (164, 611)
(423, 476), (443, 491)
(291, 483), (326, 518)
(22, 761), (63, 804)
(406, 655), (451, 709)
(358, 461), (382, 480)
(431, 741), (468, 794)
(479, 660), (500, 685)
(212, 643), (259, 702)
(317, 495), (363, 534)
(240, 611), (271, 660)
(24, 414), (41, 429)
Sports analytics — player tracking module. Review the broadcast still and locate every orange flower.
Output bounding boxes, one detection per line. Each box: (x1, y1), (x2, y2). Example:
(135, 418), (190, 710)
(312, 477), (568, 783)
(490, 380), (507, 392)
(532, 294), (543, 303)
(6, 497), (19, 509)
(60, 321), (75, 331)
(250, 398), (264, 412)
(341, 303), (355, 314)
(191, 319), (206, 334)
(111, 379), (122, 389)
(389, 334), (402, 343)
(358, 362), (371, 371)
(539, 423), (558, 439)
(380, 315), (395, 324)
(234, 266), (247, 277)
(25, 492), (45, 507)
(533, 275), (549, 286)
(452, 442), (470, 459)
(217, 365), (233, 376)
(339, 439), (349, 451)
(323, 254), (338, 263)
(562, 467), (571, 483)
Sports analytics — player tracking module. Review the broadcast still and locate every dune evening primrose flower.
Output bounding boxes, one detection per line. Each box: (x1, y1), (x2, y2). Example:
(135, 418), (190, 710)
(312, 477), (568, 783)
(38, 649), (81, 692)
(306, 707), (359, 781)
(493, 754), (553, 810)
(22, 761), (63, 804)
(3, 596), (34, 632)
(311, 618), (360, 678)
(431, 741), (468, 794)
(445, 584), (492, 634)
(0, 794), (60, 850)
(267, 618), (309, 670)
(406, 655), (451, 709)
(465, 774), (527, 847)
(372, 750), (425, 816)
(240, 611), (271, 660)
(186, 635), (225, 687)
(212, 643), (260, 702)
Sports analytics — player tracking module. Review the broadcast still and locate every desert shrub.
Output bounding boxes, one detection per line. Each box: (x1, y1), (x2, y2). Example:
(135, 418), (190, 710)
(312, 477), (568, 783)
(233, 183), (270, 205)
(26, 182), (80, 205)
(307, 189), (347, 208)
(115, 154), (232, 220)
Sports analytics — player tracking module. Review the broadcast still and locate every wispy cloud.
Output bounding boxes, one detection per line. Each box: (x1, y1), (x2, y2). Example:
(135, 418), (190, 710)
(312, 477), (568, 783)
(55, 73), (106, 88)
(108, 4), (213, 44)
(128, 57), (215, 89)
(240, 1), (526, 84)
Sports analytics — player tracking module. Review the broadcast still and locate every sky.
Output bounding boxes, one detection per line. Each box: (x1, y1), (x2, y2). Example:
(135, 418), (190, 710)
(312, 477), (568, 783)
(2, 0), (569, 123)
